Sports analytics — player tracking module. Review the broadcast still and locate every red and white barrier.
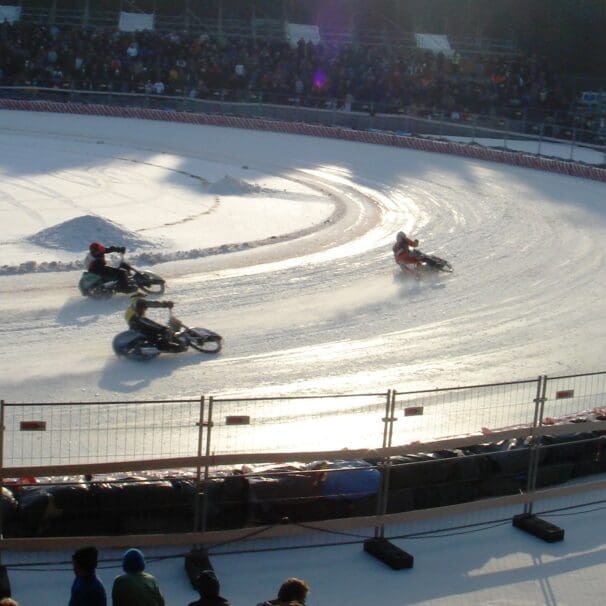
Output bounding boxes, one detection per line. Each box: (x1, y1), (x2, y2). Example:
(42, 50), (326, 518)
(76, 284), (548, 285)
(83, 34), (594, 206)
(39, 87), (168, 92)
(1, 99), (605, 183)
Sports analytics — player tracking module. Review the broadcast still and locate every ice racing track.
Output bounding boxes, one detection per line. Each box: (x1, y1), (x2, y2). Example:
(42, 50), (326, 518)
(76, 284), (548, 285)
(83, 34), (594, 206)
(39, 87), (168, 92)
(1, 109), (605, 405)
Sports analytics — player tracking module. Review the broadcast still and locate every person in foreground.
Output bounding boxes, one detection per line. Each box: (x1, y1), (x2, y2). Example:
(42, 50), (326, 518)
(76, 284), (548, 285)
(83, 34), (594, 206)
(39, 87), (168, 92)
(69, 546), (107, 606)
(257, 577), (310, 605)
(188, 570), (231, 606)
(112, 548), (165, 606)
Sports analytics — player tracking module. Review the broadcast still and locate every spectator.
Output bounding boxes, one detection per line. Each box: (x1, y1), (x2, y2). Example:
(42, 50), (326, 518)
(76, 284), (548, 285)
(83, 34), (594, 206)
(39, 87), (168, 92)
(257, 577), (310, 605)
(70, 545), (107, 606)
(112, 548), (165, 606)
(0, 599), (19, 606)
(188, 570), (231, 606)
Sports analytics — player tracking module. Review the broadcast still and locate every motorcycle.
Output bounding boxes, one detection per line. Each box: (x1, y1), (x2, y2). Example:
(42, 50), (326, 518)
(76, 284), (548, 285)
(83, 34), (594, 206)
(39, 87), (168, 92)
(112, 316), (222, 361)
(397, 251), (453, 275)
(79, 258), (166, 299)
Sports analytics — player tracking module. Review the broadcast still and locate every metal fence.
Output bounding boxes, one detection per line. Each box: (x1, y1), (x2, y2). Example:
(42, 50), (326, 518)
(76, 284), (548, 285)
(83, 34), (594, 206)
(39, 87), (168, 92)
(2, 372), (605, 467)
(0, 371), (605, 549)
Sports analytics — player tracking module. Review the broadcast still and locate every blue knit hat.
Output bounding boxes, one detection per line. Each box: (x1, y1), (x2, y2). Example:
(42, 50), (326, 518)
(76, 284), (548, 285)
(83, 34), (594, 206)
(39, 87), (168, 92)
(123, 548), (145, 573)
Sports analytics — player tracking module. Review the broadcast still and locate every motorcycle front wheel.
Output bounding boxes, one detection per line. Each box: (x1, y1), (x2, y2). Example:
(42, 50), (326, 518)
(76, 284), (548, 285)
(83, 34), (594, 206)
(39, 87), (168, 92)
(136, 271), (166, 295)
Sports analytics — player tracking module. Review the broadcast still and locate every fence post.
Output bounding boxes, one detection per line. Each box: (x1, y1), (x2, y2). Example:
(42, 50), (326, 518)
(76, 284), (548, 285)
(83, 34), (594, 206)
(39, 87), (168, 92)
(538, 123), (544, 157)
(193, 395), (205, 533)
(569, 129), (576, 161)
(200, 396), (214, 533)
(375, 389), (396, 539)
(524, 375), (547, 515)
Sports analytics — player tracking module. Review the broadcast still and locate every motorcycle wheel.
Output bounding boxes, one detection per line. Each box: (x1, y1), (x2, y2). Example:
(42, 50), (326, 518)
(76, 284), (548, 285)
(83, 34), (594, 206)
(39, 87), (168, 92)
(119, 338), (160, 361)
(86, 285), (114, 299)
(421, 255), (453, 273)
(136, 271), (166, 295)
(189, 336), (222, 353)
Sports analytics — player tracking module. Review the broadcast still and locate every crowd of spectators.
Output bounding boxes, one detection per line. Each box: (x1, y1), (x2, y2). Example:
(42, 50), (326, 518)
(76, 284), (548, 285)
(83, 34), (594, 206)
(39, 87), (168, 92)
(0, 19), (604, 142)
(0, 21), (593, 128)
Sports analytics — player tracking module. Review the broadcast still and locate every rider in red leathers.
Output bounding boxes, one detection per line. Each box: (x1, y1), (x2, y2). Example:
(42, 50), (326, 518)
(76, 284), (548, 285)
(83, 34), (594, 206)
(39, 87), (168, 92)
(392, 231), (422, 268)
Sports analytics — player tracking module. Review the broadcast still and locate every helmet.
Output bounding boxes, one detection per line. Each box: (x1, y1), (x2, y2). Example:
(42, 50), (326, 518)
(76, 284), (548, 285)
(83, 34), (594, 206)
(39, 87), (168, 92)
(89, 242), (106, 256)
(397, 231), (406, 242)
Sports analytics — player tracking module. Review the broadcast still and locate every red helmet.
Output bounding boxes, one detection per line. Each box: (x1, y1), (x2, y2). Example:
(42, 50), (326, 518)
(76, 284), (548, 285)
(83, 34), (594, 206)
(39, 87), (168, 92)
(89, 242), (106, 256)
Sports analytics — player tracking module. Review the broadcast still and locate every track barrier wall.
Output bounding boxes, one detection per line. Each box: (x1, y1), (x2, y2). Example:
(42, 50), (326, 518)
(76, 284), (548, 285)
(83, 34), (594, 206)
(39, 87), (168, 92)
(0, 371), (605, 549)
(0, 92), (605, 183)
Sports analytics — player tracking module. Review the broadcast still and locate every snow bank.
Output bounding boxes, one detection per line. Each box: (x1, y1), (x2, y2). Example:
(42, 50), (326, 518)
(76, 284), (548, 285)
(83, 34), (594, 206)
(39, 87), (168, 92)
(26, 214), (154, 252)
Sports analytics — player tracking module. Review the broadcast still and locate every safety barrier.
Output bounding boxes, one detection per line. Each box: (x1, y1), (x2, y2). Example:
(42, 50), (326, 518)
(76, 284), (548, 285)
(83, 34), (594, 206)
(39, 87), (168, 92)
(0, 96), (605, 183)
(0, 372), (605, 548)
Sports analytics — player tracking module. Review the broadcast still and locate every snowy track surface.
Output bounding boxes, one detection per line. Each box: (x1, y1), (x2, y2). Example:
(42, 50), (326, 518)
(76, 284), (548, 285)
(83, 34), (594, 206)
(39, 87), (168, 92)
(1, 111), (605, 405)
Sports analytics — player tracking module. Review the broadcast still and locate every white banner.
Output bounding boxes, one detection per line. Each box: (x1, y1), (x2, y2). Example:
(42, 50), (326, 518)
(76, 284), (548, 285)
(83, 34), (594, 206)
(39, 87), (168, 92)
(286, 23), (321, 47)
(414, 33), (453, 57)
(118, 11), (154, 32)
(0, 5), (21, 23)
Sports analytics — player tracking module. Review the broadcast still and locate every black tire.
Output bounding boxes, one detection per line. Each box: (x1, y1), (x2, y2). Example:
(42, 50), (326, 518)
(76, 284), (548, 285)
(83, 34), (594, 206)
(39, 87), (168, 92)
(135, 271), (166, 295)
(126, 341), (160, 361)
(422, 255), (453, 273)
(189, 336), (222, 353)
(86, 285), (114, 300)
(116, 338), (159, 361)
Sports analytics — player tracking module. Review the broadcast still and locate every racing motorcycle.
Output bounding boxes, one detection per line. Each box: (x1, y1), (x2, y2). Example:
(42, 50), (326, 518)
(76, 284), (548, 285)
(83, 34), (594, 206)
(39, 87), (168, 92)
(78, 260), (166, 299)
(397, 251), (453, 275)
(112, 316), (222, 361)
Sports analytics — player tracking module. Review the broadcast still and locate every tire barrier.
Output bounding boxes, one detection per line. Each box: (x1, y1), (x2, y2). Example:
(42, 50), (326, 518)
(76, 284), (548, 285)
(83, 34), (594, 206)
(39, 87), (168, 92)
(1, 99), (605, 183)
(2, 429), (605, 539)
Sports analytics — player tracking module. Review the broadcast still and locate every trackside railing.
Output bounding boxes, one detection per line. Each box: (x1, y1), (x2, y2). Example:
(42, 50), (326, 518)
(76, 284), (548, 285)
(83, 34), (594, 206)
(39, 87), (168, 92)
(0, 87), (604, 163)
(0, 371), (604, 549)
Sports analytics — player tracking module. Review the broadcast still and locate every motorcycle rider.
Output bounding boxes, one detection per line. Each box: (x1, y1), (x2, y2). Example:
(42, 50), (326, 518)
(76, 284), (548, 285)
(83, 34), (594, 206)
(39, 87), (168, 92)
(87, 242), (130, 292)
(392, 231), (422, 267)
(125, 292), (187, 352)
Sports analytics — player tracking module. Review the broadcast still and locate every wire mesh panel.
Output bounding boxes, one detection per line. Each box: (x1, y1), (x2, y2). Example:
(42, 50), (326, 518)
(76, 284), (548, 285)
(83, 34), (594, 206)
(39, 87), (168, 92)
(2, 399), (202, 466)
(542, 372), (606, 423)
(391, 379), (541, 446)
(208, 393), (389, 456)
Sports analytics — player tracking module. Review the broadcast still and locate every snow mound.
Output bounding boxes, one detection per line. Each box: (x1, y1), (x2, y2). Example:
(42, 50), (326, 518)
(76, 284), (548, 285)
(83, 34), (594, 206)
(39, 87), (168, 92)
(207, 175), (262, 196)
(26, 215), (153, 252)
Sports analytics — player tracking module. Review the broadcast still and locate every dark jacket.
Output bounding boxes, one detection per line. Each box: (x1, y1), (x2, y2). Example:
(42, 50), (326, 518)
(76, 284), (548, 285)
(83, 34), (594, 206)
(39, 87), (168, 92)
(69, 572), (107, 606)
(88, 246), (123, 274)
(188, 596), (231, 606)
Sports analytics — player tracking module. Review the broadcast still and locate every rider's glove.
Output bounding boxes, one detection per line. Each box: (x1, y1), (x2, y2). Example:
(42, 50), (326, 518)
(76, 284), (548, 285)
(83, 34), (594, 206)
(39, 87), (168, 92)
(165, 301), (174, 309)
(118, 246), (126, 254)
(412, 239), (419, 247)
